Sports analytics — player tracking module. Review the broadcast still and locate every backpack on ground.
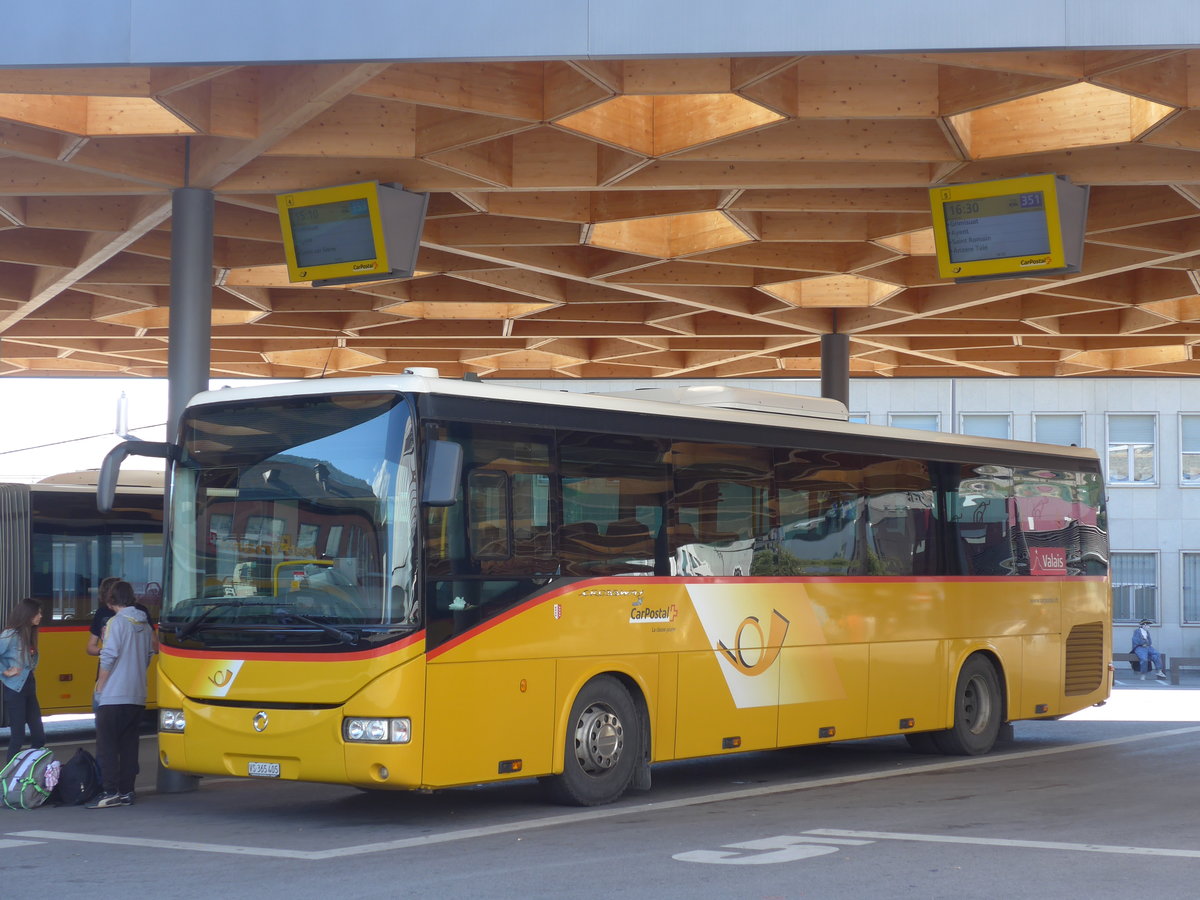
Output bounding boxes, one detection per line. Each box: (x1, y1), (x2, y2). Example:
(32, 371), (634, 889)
(0, 747), (56, 809)
(49, 748), (101, 806)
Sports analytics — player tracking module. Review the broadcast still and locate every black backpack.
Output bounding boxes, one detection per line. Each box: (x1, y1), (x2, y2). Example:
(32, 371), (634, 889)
(50, 748), (101, 805)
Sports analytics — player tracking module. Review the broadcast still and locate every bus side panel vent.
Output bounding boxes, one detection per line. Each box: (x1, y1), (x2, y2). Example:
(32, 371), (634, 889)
(1064, 621), (1104, 696)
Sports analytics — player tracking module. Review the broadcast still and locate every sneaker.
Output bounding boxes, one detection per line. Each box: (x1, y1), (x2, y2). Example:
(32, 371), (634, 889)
(87, 792), (125, 809)
(118, 792), (135, 806)
(1156, 670), (1168, 679)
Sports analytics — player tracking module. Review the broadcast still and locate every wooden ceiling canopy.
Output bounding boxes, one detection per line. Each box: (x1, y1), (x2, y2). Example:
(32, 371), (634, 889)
(3, 50), (1200, 380)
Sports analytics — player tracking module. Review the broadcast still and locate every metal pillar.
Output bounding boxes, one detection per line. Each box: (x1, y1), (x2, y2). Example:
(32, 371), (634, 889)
(160, 186), (212, 795)
(820, 332), (850, 407)
(167, 187), (214, 434)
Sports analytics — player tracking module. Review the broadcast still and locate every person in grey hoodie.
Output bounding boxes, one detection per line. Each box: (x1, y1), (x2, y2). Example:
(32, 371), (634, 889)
(88, 580), (155, 808)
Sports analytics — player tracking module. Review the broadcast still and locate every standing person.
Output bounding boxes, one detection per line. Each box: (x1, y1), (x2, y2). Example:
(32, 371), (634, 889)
(85, 576), (122, 659)
(0, 598), (46, 762)
(88, 581), (155, 808)
(1132, 618), (1169, 681)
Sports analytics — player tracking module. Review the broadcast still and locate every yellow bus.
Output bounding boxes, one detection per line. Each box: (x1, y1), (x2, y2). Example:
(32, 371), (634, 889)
(0, 471), (163, 716)
(105, 374), (1110, 805)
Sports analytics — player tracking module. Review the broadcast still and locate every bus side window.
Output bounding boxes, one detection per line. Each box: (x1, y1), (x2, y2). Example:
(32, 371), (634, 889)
(672, 442), (771, 577)
(862, 458), (934, 576)
(948, 465), (1015, 576)
(769, 449), (863, 576)
(558, 431), (669, 576)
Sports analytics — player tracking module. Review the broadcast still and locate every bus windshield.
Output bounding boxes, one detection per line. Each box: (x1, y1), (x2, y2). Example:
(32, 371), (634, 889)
(165, 392), (418, 648)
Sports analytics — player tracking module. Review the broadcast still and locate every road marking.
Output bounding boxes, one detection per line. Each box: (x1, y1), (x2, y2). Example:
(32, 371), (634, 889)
(674, 834), (873, 865)
(11, 723), (1200, 861)
(0, 839), (42, 849)
(806, 828), (1200, 860)
(12, 830), (316, 859)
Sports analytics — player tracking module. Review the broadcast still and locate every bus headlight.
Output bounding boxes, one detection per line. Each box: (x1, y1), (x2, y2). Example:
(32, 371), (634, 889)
(343, 717), (411, 743)
(160, 709), (186, 732)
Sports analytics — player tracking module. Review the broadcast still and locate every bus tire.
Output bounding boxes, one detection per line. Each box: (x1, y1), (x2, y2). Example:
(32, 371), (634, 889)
(546, 675), (639, 807)
(932, 654), (1002, 756)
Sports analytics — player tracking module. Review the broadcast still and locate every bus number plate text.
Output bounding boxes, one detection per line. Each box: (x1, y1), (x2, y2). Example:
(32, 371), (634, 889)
(248, 762), (280, 777)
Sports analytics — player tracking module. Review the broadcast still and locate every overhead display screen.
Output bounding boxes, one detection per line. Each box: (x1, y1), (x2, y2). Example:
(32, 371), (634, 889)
(929, 174), (1089, 283)
(276, 182), (428, 286)
(288, 198), (376, 269)
(942, 191), (1049, 263)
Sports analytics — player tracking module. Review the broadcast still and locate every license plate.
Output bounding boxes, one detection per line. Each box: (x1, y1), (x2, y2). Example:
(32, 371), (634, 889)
(248, 762), (280, 777)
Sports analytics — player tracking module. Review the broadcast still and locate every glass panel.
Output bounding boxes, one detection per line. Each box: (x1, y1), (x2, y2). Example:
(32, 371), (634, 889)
(769, 449), (863, 576)
(1014, 467), (1108, 577)
(30, 490), (163, 623)
(947, 464), (1015, 576)
(671, 442), (771, 577)
(169, 393), (417, 647)
(862, 458), (935, 575)
(559, 432), (669, 577)
(1107, 446), (1130, 482)
(1111, 552), (1157, 624)
(1183, 553), (1200, 624)
(468, 470), (510, 560)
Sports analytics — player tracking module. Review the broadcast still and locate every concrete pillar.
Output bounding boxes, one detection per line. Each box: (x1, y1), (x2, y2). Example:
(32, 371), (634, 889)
(820, 332), (850, 407)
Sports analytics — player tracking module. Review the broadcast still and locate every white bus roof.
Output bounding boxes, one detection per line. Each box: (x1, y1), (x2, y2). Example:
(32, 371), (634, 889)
(185, 371), (1099, 463)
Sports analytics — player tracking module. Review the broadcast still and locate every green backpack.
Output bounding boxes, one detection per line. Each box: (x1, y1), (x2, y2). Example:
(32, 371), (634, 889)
(1, 747), (56, 809)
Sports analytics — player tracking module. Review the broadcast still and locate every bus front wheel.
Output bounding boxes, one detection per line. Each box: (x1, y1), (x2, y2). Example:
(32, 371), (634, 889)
(932, 655), (1002, 756)
(545, 675), (639, 806)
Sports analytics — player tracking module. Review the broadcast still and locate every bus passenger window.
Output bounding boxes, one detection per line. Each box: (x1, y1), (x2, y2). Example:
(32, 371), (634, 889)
(1013, 467), (1108, 576)
(672, 442), (771, 577)
(559, 431), (669, 576)
(769, 449), (863, 576)
(948, 465), (1015, 576)
(862, 458), (934, 576)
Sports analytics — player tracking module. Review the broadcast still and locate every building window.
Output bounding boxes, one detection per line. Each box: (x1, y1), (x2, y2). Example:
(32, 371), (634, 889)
(1035, 413), (1083, 447)
(1184, 553), (1200, 624)
(1111, 552), (1158, 624)
(848, 413), (869, 425)
(961, 413), (1011, 439)
(889, 413), (939, 432)
(1181, 415), (1200, 484)
(1106, 414), (1156, 484)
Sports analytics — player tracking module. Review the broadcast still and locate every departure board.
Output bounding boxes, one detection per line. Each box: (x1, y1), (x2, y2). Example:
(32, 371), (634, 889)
(929, 174), (1089, 282)
(942, 191), (1049, 263)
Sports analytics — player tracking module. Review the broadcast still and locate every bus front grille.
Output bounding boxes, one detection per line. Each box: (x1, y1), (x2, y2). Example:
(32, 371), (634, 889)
(1064, 621), (1104, 695)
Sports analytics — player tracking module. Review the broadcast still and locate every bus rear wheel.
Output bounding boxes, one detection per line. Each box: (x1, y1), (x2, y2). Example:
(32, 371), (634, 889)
(932, 655), (1002, 756)
(546, 675), (639, 806)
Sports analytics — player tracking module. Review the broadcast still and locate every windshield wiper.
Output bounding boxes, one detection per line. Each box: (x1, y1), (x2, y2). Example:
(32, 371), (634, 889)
(271, 609), (358, 646)
(174, 599), (279, 641)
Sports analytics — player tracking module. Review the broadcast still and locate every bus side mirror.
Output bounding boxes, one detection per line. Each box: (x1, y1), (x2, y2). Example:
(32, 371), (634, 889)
(98, 439), (177, 513)
(421, 440), (462, 507)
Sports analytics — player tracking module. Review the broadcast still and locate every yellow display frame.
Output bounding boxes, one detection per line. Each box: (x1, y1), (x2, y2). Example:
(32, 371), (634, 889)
(929, 173), (1066, 280)
(276, 181), (390, 283)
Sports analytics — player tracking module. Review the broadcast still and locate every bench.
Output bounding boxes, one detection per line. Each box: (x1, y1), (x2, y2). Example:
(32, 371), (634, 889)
(1113, 651), (1169, 679)
(1170, 657), (1200, 685)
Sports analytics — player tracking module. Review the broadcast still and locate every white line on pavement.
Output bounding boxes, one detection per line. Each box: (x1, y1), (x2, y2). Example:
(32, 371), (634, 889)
(11, 723), (1200, 861)
(807, 828), (1200, 859)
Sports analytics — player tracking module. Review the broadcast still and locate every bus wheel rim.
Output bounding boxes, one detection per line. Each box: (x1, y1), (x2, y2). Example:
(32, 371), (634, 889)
(573, 702), (624, 774)
(962, 674), (993, 735)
